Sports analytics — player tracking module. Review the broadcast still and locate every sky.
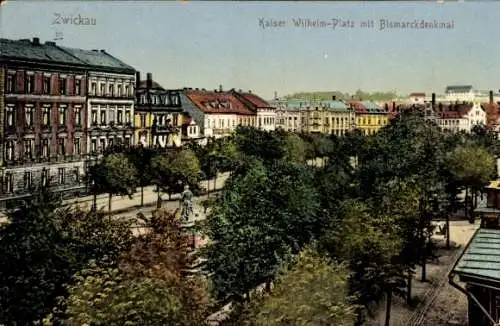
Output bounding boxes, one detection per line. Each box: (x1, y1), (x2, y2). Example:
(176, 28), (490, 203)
(1, 1), (499, 99)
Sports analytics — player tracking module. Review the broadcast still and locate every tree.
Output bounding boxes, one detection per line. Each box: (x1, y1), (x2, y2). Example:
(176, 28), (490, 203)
(318, 200), (405, 325)
(126, 145), (156, 206)
(0, 189), (133, 325)
(45, 263), (185, 326)
(202, 160), (321, 303)
(445, 145), (496, 221)
(45, 209), (211, 326)
(89, 153), (138, 214)
(228, 246), (356, 326)
(151, 149), (201, 207)
(281, 133), (307, 164)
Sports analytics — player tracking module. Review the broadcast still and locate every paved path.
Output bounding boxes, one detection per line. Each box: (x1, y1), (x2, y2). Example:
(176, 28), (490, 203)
(63, 172), (230, 214)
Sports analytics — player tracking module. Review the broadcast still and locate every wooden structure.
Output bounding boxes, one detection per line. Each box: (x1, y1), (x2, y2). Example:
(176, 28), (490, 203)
(449, 180), (500, 326)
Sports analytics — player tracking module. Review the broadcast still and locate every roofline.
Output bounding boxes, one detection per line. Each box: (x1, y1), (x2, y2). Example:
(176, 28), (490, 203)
(0, 57), (88, 71)
(449, 227), (482, 276)
(53, 46), (136, 74)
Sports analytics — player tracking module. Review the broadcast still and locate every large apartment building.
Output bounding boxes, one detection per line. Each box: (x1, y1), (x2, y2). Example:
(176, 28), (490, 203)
(0, 37), (136, 201)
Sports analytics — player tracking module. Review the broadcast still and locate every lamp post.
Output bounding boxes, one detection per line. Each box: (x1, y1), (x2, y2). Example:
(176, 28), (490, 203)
(91, 179), (97, 211)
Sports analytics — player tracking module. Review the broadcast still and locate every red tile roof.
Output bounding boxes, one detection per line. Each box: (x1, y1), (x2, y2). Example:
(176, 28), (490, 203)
(346, 101), (367, 114)
(238, 92), (272, 108)
(185, 90), (255, 115)
(437, 103), (473, 119)
(482, 102), (500, 126)
(410, 93), (426, 97)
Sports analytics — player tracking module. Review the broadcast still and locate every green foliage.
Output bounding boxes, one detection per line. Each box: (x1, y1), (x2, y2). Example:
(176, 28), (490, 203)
(46, 209), (210, 326)
(233, 126), (285, 163)
(0, 190), (133, 324)
(203, 160), (321, 302)
(445, 145), (496, 188)
(231, 247), (356, 326)
(281, 133), (307, 164)
(46, 263), (184, 326)
(89, 153), (138, 198)
(318, 200), (405, 320)
(151, 149), (202, 196)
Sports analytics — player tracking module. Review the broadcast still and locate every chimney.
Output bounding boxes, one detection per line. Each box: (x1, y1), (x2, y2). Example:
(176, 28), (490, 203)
(135, 72), (141, 89)
(146, 73), (152, 89)
(219, 84), (223, 92)
(248, 90), (252, 94)
(32, 37), (40, 45)
(100, 49), (106, 53)
(490, 90), (494, 104)
(432, 93), (436, 107)
(274, 91), (278, 99)
(92, 49), (99, 52)
(332, 95), (336, 101)
(392, 101), (396, 110)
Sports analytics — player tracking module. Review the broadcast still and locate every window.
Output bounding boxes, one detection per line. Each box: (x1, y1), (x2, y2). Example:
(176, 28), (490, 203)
(99, 139), (106, 151)
(59, 77), (66, 95)
(58, 138), (66, 156)
(117, 84), (122, 97)
(41, 139), (49, 157)
(73, 167), (80, 183)
(91, 82), (97, 95)
(41, 169), (49, 187)
(173, 114), (178, 126)
(6, 106), (15, 127)
(108, 138), (114, 148)
(91, 139), (97, 152)
(25, 106), (34, 127)
(24, 139), (34, 159)
(109, 110), (115, 124)
(74, 138), (81, 155)
(140, 115), (146, 127)
(5, 141), (14, 161)
(58, 168), (65, 185)
(125, 137), (131, 146)
(117, 110), (123, 124)
(26, 74), (34, 94)
(24, 171), (33, 189)
(58, 106), (67, 125)
(125, 85), (130, 96)
(109, 84), (114, 96)
(75, 79), (81, 95)
(42, 105), (51, 126)
(100, 83), (105, 96)
(4, 172), (13, 193)
(74, 107), (82, 126)
(100, 111), (107, 125)
(91, 109), (98, 125)
(43, 76), (51, 94)
(125, 110), (131, 124)
(6, 74), (14, 93)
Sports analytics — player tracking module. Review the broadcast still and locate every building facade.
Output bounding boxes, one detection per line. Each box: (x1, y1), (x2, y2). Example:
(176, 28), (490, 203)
(445, 85), (475, 102)
(182, 89), (255, 138)
(435, 102), (486, 133)
(0, 38), (91, 199)
(135, 73), (182, 147)
(0, 37), (137, 202)
(232, 90), (276, 131)
(348, 100), (388, 135)
(58, 47), (136, 155)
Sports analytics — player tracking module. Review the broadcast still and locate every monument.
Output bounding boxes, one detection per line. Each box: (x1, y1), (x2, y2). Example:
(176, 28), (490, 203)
(180, 184), (194, 223)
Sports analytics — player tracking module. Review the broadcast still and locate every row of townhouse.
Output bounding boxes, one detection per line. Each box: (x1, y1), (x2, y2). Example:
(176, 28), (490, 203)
(382, 93), (488, 133)
(0, 37), (277, 200)
(271, 98), (389, 135)
(180, 87), (277, 143)
(0, 37), (138, 199)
